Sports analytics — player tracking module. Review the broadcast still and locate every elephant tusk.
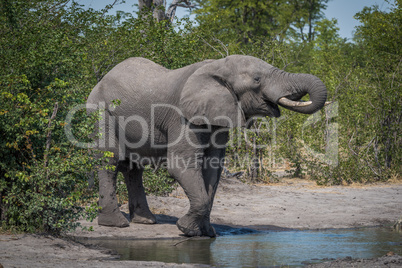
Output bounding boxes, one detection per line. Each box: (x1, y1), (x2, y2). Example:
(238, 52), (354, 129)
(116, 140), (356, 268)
(278, 97), (312, 107)
(324, 101), (333, 106)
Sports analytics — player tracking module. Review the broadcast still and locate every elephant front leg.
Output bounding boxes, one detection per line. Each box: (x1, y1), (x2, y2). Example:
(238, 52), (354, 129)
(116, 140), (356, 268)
(98, 167), (130, 228)
(171, 166), (216, 237)
(168, 123), (218, 237)
(203, 130), (229, 219)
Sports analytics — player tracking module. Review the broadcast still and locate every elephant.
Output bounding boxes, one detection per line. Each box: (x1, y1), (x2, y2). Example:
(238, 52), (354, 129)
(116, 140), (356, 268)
(86, 55), (327, 237)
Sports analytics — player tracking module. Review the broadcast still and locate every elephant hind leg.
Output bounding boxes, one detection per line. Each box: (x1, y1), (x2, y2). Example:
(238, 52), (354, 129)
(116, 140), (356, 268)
(122, 165), (156, 224)
(98, 164), (129, 228)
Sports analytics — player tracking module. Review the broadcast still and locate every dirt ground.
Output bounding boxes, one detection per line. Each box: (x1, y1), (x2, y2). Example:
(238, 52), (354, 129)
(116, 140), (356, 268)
(1, 177), (401, 267)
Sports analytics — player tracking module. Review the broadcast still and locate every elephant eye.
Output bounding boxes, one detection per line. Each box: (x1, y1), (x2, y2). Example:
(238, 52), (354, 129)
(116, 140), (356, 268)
(253, 77), (261, 83)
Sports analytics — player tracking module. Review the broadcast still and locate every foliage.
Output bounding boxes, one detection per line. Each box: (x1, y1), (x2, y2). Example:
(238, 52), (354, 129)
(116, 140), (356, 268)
(0, 1), (96, 234)
(0, 0), (221, 234)
(274, 2), (401, 184)
(194, 0), (329, 44)
(116, 167), (176, 205)
(221, 1), (401, 184)
(350, 1), (401, 179)
(143, 168), (176, 196)
(0, 73), (102, 234)
(306, 2), (401, 184)
(226, 120), (275, 183)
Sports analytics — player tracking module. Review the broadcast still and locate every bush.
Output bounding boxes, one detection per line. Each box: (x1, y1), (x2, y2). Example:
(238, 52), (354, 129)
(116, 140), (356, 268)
(0, 75), (102, 234)
(0, 1), (216, 233)
(116, 167), (176, 205)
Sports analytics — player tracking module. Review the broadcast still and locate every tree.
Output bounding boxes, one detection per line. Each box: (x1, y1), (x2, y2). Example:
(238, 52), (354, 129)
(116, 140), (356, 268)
(0, 0), (225, 232)
(352, 1), (401, 176)
(289, 0), (329, 42)
(138, 0), (195, 22)
(194, 0), (328, 44)
(281, 1), (401, 184)
(0, 0), (104, 233)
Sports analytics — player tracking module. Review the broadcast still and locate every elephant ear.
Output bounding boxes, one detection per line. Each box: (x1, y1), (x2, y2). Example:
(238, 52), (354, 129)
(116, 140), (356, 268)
(179, 62), (246, 128)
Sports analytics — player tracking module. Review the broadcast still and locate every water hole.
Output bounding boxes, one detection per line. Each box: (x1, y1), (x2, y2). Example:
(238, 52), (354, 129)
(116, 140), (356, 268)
(78, 227), (402, 267)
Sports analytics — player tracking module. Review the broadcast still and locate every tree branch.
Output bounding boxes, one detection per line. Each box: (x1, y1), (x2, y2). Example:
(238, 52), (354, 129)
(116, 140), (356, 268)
(199, 36), (225, 57)
(166, 0), (195, 22)
(44, 102), (58, 168)
(213, 37), (229, 56)
(100, 0), (120, 19)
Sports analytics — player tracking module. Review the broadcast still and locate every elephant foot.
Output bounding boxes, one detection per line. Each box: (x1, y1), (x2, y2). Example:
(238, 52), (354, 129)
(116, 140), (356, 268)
(176, 214), (216, 237)
(98, 211), (129, 228)
(131, 211), (157, 224)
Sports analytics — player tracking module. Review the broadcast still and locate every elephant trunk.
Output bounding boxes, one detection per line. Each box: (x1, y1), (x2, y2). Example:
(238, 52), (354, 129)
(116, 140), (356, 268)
(276, 73), (327, 114)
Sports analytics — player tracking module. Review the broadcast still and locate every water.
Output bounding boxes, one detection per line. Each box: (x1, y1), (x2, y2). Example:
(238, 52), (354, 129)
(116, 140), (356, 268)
(79, 227), (402, 267)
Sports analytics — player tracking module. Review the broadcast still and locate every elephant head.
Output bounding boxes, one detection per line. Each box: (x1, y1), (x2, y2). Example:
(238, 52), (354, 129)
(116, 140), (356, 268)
(180, 55), (327, 127)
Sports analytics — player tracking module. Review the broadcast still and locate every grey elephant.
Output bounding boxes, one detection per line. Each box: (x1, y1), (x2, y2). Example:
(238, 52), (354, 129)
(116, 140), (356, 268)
(87, 55), (327, 237)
